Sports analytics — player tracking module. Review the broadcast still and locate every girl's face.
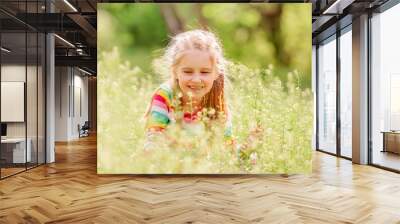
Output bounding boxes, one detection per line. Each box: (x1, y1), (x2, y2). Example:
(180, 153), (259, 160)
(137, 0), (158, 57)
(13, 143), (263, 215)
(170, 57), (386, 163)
(175, 49), (218, 103)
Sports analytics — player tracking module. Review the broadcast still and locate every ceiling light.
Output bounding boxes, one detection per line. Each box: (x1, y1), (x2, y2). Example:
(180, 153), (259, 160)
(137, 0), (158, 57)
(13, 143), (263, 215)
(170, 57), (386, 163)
(76, 48), (85, 55)
(1, 47), (11, 53)
(63, 0), (78, 12)
(54, 34), (75, 48)
(78, 67), (92, 76)
(322, 0), (354, 15)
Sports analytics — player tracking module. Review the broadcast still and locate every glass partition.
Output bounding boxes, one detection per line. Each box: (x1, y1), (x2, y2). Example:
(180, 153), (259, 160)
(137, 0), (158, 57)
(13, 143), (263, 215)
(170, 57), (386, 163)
(0, 1), (46, 179)
(27, 30), (38, 169)
(1, 30), (28, 177)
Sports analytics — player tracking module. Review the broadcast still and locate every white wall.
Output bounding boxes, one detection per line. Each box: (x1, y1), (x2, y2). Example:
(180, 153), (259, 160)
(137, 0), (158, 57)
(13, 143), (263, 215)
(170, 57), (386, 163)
(72, 72), (89, 138)
(1, 65), (26, 81)
(1, 65), (37, 137)
(55, 67), (89, 141)
(55, 67), (70, 141)
(1, 82), (25, 122)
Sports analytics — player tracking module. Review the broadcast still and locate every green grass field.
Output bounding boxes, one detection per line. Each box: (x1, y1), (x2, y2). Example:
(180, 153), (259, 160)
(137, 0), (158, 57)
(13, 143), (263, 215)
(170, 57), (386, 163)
(97, 48), (313, 174)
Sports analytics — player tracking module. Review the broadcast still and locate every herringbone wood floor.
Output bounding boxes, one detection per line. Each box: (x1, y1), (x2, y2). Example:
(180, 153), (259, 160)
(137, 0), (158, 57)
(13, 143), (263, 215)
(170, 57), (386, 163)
(1, 135), (400, 224)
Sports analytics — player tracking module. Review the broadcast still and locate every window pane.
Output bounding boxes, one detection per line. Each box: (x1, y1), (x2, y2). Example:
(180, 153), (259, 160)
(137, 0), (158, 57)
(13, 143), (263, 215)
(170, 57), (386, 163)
(318, 36), (337, 154)
(340, 29), (352, 158)
(371, 4), (400, 171)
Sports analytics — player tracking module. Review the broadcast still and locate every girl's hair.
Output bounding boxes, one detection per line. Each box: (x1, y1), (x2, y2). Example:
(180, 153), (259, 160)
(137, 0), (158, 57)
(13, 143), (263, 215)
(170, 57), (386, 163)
(156, 29), (229, 119)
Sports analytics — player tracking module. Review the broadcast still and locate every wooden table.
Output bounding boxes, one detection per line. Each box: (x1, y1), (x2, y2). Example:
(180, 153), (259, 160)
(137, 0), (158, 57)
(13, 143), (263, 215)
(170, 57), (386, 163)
(381, 131), (400, 154)
(1, 138), (31, 164)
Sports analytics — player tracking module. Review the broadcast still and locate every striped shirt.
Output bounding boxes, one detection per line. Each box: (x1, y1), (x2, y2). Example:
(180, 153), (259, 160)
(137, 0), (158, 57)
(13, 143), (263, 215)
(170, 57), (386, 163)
(146, 82), (233, 140)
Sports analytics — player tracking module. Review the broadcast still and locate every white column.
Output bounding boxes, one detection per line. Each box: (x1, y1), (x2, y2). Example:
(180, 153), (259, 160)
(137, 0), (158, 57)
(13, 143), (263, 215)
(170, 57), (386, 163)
(352, 14), (369, 164)
(46, 33), (55, 163)
(45, 1), (55, 163)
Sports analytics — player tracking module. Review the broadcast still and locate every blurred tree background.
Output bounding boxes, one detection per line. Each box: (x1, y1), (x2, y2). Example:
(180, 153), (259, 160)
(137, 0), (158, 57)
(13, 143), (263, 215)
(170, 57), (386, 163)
(98, 3), (311, 88)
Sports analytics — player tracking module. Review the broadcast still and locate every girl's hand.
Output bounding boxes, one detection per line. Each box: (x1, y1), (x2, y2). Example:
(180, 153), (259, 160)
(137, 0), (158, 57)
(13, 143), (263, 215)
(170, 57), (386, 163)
(239, 123), (264, 152)
(249, 123), (263, 138)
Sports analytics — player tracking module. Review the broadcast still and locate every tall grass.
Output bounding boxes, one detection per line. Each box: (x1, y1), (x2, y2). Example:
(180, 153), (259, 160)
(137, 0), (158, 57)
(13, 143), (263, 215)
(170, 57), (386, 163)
(98, 48), (313, 174)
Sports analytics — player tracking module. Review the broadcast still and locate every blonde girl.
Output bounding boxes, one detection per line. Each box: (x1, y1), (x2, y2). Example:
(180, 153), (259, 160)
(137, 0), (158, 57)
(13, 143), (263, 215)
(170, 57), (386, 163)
(144, 29), (233, 148)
